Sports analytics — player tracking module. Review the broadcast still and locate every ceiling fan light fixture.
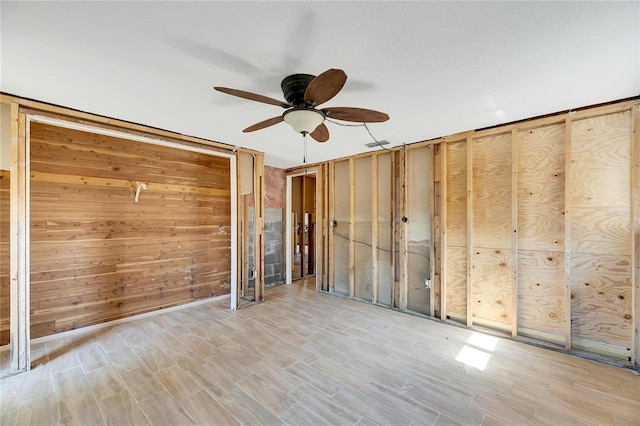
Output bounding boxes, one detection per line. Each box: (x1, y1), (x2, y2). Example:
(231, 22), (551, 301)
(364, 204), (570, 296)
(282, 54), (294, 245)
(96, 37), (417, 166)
(283, 109), (325, 134)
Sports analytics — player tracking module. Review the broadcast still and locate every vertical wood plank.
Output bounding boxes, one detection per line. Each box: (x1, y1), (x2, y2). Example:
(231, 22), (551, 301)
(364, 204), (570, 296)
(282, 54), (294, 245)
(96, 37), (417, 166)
(429, 145), (436, 317)
(564, 116), (573, 350)
(511, 128), (518, 338)
(391, 151), (398, 308)
(633, 105), (640, 367)
(316, 166), (324, 292)
(328, 161), (335, 292)
(10, 107), (29, 371)
(399, 146), (408, 311)
(440, 144), (448, 320)
(255, 154), (265, 303)
(371, 154), (379, 305)
(242, 195), (249, 299)
(349, 158), (355, 298)
(466, 137), (474, 328)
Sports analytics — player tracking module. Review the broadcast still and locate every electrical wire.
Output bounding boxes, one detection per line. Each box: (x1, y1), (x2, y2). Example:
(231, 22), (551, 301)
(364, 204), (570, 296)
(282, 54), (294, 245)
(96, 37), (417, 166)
(325, 118), (393, 151)
(332, 230), (430, 260)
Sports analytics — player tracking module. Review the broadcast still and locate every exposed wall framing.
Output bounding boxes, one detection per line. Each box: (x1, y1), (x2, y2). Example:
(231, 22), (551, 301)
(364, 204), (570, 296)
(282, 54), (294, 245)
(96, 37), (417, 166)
(290, 98), (640, 367)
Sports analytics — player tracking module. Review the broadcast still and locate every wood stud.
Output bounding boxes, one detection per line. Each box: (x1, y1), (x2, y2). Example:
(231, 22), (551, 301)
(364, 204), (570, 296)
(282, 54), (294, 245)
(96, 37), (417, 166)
(564, 116), (573, 350)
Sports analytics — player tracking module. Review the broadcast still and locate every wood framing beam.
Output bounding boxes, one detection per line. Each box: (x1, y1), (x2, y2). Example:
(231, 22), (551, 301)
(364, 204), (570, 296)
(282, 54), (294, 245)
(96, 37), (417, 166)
(316, 166), (324, 292)
(349, 158), (355, 298)
(9, 106), (29, 372)
(242, 195), (249, 299)
(1, 94), (258, 156)
(564, 116), (573, 350)
(632, 105), (640, 367)
(511, 128), (519, 338)
(440, 144), (448, 320)
(254, 154), (265, 303)
(429, 145), (436, 317)
(399, 146), (408, 311)
(391, 152), (398, 308)
(328, 161), (335, 292)
(466, 136), (474, 328)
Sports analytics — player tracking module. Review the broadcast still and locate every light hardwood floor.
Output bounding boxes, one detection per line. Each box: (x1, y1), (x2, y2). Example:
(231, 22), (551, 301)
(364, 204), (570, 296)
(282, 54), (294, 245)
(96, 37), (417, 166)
(1, 279), (639, 425)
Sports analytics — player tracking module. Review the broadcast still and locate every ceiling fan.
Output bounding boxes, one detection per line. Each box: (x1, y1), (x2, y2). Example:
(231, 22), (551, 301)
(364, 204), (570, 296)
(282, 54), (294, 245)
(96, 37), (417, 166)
(214, 69), (389, 142)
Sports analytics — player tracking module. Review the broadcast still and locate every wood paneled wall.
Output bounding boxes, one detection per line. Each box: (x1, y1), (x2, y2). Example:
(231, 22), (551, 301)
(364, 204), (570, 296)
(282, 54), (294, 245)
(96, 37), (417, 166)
(296, 98), (640, 365)
(29, 122), (231, 338)
(1, 170), (9, 345)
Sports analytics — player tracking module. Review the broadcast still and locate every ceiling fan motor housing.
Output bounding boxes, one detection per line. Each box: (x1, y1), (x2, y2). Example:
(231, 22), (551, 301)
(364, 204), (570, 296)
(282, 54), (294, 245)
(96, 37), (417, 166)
(281, 74), (316, 106)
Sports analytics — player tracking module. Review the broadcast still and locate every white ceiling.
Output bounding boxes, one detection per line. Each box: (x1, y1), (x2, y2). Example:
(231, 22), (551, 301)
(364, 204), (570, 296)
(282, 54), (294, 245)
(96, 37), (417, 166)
(1, 1), (638, 168)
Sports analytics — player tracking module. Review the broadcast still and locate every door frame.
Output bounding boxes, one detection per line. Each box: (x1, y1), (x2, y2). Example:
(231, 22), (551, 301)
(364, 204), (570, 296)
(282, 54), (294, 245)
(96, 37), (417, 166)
(285, 167), (321, 286)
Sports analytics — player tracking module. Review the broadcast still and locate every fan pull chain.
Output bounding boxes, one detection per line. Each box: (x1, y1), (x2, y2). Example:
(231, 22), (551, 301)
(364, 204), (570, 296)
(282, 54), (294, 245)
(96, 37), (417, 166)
(303, 132), (308, 164)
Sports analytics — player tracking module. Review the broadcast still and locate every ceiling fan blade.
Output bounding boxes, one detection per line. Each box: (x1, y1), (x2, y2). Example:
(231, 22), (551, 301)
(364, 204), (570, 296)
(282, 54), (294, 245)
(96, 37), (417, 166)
(304, 69), (347, 106)
(243, 116), (284, 133)
(309, 123), (329, 142)
(214, 87), (290, 108)
(323, 107), (389, 123)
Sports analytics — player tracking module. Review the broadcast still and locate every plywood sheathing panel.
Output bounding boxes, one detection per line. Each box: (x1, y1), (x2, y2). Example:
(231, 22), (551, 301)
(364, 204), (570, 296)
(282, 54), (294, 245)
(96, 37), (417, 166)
(29, 122), (232, 338)
(332, 160), (350, 296)
(305, 98), (640, 365)
(354, 156), (373, 301)
(472, 133), (513, 325)
(570, 112), (632, 349)
(444, 141), (467, 318)
(517, 124), (566, 336)
(406, 146), (431, 314)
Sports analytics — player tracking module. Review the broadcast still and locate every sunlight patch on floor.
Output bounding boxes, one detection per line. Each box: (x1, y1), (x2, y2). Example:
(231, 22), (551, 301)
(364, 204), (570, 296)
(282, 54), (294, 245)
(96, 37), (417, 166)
(455, 332), (500, 371)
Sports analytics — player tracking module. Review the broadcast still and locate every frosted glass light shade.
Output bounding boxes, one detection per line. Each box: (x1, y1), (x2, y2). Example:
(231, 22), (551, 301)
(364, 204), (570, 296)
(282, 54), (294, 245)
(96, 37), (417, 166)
(283, 109), (325, 134)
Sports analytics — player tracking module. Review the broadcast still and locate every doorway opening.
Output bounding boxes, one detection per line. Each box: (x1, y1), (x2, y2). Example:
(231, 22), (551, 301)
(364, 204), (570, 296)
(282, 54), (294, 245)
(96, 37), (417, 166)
(286, 170), (319, 284)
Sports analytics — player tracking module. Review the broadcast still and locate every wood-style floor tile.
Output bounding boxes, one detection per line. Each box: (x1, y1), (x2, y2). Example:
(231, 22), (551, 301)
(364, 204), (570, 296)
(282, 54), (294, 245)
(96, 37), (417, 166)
(215, 387), (284, 426)
(248, 359), (305, 394)
(137, 390), (195, 426)
(97, 390), (149, 426)
(57, 392), (104, 426)
(279, 401), (331, 426)
(120, 366), (165, 402)
(291, 383), (361, 425)
(154, 364), (202, 401)
(236, 373), (297, 415)
(3, 279), (639, 426)
(334, 384), (413, 426)
(16, 392), (61, 426)
(86, 365), (126, 401)
(180, 390), (239, 426)
(107, 347), (144, 373)
(52, 366), (90, 401)
(76, 342), (111, 373)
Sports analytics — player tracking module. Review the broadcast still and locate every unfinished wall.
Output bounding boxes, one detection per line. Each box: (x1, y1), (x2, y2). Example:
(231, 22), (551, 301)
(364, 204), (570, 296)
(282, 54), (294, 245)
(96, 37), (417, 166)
(264, 165), (285, 286)
(0, 103), (10, 345)
(405, 146), (431, 314)
(0, 171), (8, 345)
(333, 160), (350, 295)
(354, 156), (372, 301)
(569, 111), (632, 354)
(376, 153), (393, 306)
(29, 122), (232, 338)
(471, 133), (513, 330)
(312, 99), (639, 365)
(516, 124), (565, 342)
(444, 141), (467, 320)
